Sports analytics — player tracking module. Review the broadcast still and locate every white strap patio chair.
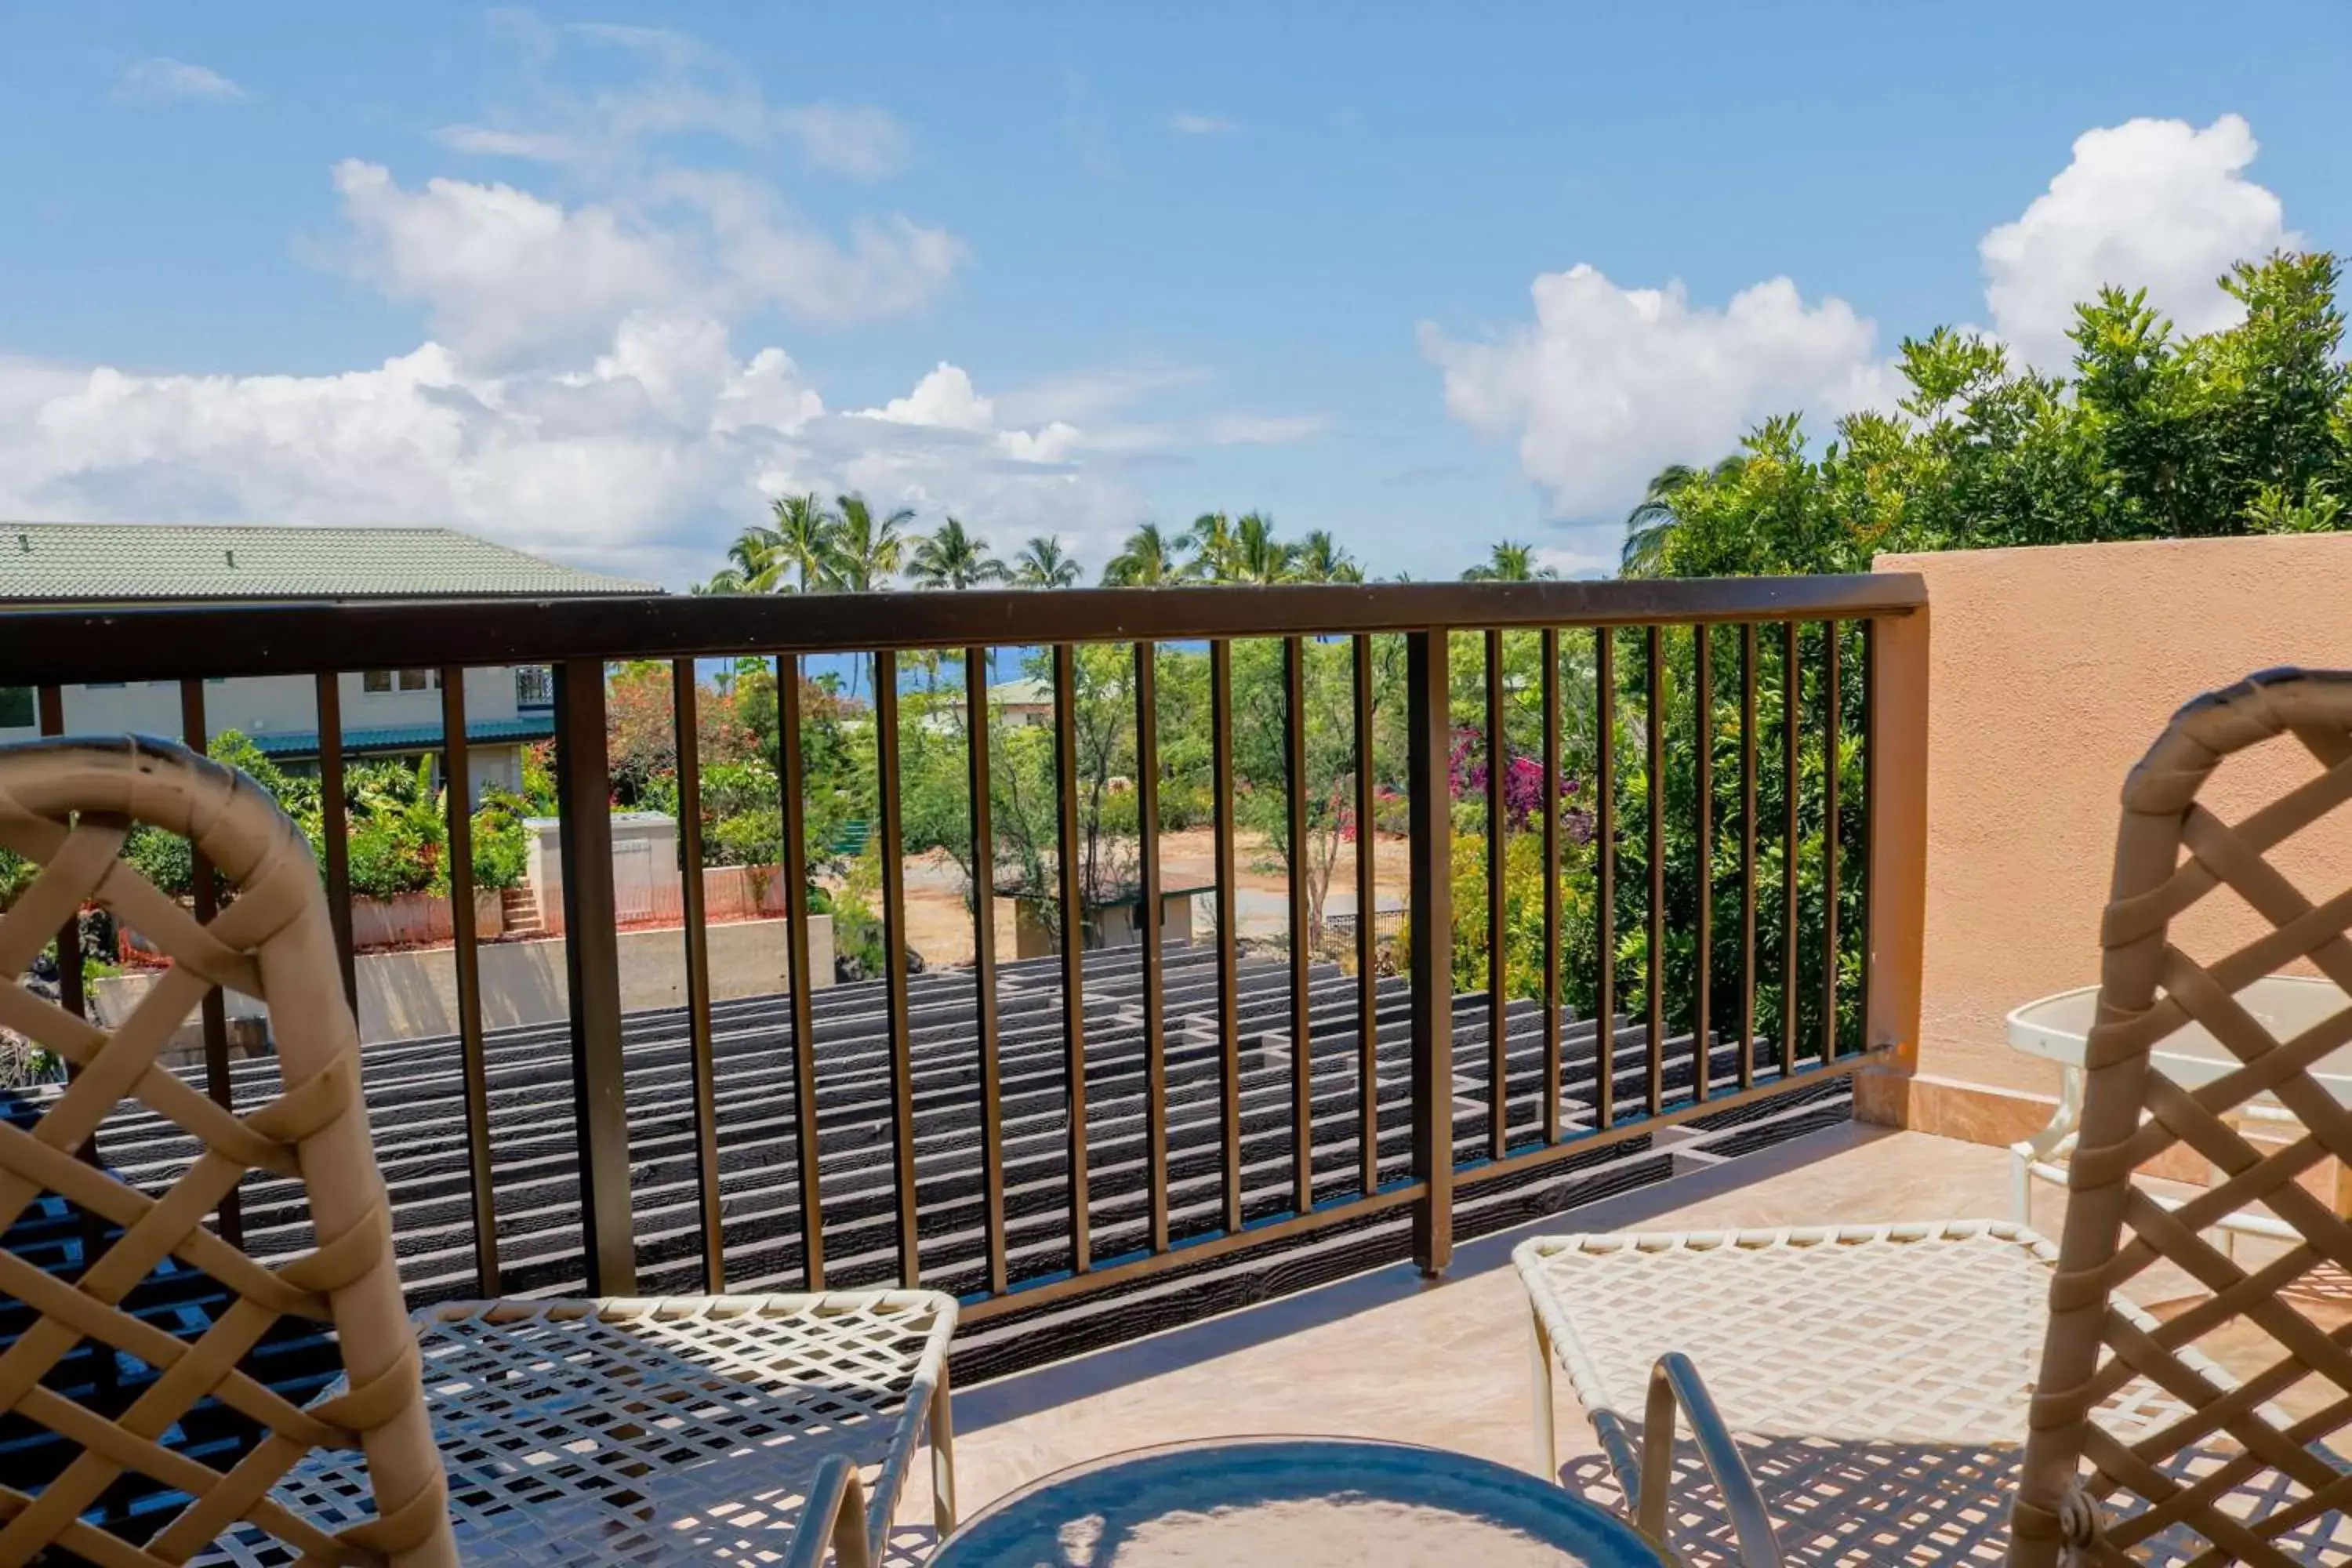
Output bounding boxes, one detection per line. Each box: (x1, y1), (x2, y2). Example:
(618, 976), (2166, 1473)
(0, 735), (955, 1567)
(1518, 669), (2352, 1566)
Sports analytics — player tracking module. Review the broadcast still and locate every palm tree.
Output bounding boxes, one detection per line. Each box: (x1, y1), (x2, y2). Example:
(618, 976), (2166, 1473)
(1102, 523), (1184, 586)
(831, 493), (914, 592)
(1293, 528), (1361, 584)
(908, 517), (1008, 590)
(1013, 535), (1082, 588)
(1461, 540), (1558, 582)
(1620, 456), (1744, 576)
(1181, 510), (1239, 582)
(1228, 511), (1295, 585)
(768, 492), (839, 593)
(699, 523), (786, 594)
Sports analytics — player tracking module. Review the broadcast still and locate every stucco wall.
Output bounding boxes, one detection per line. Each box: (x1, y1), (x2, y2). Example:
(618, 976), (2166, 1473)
(1876, 534), (2352, 1126)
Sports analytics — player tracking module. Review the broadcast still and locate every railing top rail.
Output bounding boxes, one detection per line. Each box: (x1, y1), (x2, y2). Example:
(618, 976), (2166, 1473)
(0, 572), (1923, 683)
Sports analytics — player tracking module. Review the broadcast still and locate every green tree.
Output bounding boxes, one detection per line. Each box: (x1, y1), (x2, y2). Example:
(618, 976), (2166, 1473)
(699, 524), (787, 595)
(1226, 512), (1294, 584)
(1229, 637), (1399, 938)
(1461, 540), (1555, 582)
(1619, 459), (1744, 575)
(908, 517), (1009, 590)
(1102, 522), (1185, 586)
(830, 494), (912, 592)
(1626, 251), (2352, 578)
(1181, 510), (1239, 581)
(1294, 528), (1363, 583)
(769, 492), (842, 592)
(1013, 535), (1082, 588)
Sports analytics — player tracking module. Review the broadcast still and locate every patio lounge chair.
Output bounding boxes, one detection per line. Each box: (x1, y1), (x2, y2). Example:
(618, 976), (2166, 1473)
(1517, 667), (2352, 1565)
(0, 735), (956, 1566)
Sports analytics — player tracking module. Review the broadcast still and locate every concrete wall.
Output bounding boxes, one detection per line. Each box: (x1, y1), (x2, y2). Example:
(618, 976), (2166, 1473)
(95, 913), (835, 1047)
(1874, 534), (2352, 1143)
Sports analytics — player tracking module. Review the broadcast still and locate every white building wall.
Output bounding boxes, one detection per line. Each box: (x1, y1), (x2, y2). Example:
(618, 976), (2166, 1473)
(0, 667), (539, 803)
(2, 666), (528, 743)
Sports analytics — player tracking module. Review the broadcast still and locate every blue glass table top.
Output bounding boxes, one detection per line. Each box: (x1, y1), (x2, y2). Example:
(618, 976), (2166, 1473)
(931, 1435), (1664, 1566)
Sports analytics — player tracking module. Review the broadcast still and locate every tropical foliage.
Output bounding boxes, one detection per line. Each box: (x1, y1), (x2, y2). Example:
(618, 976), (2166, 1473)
(1621, 252), (2352, 577)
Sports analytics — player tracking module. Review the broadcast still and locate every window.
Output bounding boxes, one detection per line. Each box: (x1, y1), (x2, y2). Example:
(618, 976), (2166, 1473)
(514, 665), (554, 709)
(361, 669), (440, 694)
(0, 687), (31, 728)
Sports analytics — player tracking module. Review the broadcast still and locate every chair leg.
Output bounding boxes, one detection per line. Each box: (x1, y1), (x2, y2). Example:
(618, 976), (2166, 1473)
(1529, 1303), (1558, 1481)
(930, 1361), (960, 1538)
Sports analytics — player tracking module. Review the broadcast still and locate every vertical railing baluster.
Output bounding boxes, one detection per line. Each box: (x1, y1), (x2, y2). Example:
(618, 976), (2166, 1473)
(1352, 633), (1379, 1196)
(670, 659), (725, 1294)
(1693, 625), (1713, 1103)
(34, 688), (84, 1033)
(1781, 622), (1802, 1078)
(775, 655), (826, 1290)
(554, 658), (635, 1295)
(874, 650), (922, 1287)
(178, 677), (240, 1248)
(1821, 622), (1842, 1064)
(1134, 641), (1171, 1254)
(1594, 630), (1617, 1131)
(36, 685), (100, 1183)
(38, 684), (110, 1382)
(314, 674), (357, 1011)
(1405, 630), (1453, 1277)
(1210, 639), (1243, 1234)
(1857, 620), (1877, 1062)
(1541, 628), (1562, 1145)
(1284, 635), (1314, 1213)
(439, 666), (499, 1298)
(1484, 630), (1508, 1160)
(1739, 625), (1759, 1091)
(964, 646), (1007, 1292)
(1644, 626), (1665, 1116)
(1051, 644), (1092, 1274)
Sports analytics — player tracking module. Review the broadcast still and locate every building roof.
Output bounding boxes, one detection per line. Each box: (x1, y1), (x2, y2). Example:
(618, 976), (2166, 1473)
(0, 524), (658, 603)
(986, 677), (1054, 706)
(245, 715), (556, 760)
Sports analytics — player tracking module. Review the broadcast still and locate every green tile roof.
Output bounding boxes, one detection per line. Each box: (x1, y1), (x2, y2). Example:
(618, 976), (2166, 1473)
(0, 524), (659, 603)
(246, 715), (557, 759)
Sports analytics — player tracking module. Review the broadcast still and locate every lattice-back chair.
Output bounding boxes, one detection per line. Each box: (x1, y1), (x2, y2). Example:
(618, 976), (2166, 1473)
(2, 736), (960, 1567)
(2015, 669), (2352, 1565)
(0, 735), (453, 1565)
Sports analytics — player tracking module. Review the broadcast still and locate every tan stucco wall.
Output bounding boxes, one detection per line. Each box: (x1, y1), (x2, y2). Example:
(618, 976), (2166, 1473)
(1877, 534), (2352, 1123)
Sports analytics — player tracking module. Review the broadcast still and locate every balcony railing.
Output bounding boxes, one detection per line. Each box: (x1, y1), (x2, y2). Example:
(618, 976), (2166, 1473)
(0, 575), (1927, 1374)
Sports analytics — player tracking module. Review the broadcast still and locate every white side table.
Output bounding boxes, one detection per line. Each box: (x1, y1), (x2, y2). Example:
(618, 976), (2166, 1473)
(2006, 975), (2352, 1244)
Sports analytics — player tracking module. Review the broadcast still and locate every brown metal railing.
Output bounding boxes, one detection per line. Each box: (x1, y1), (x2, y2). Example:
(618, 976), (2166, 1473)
(5, 573), (1926, 1357)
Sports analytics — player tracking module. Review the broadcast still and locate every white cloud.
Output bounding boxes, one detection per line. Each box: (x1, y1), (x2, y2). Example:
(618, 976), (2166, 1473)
(670, 169), (966, 330)
(439, 19), (911, 180)
(114, 58), (245, 104)
(1168, 113), (1240, 136)
(773, 103), (913, 180)
(1532, 542), (1618, 580)
(332, 161), (683, 366)
(328, 161), (964, 365)
(1431, 112), (2303, 523)
(1981, 114), (2295, 370)
(858, 363), (996, 431)
(1, 20), (1316, 587)
(0, 328), (1236, 585)
(1422, 266), (1887, 518)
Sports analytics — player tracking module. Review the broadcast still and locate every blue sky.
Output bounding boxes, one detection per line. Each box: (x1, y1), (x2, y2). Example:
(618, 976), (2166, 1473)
(2, 2), (2347, 586)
